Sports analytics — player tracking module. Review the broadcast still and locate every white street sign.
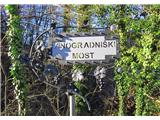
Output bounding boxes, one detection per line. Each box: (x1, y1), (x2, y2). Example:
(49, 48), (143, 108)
(52, 36), (118, 61)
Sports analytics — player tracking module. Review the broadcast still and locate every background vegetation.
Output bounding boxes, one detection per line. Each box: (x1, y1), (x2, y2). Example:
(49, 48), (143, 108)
(0, 5), (160, 116)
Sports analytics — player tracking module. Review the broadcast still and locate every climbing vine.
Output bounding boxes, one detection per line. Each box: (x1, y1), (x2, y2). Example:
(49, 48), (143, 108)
(5, 5), (28, 116)
(113, 5), (160, 115)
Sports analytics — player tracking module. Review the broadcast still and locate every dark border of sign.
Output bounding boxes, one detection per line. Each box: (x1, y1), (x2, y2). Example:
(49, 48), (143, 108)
(52, 32), (120, 65)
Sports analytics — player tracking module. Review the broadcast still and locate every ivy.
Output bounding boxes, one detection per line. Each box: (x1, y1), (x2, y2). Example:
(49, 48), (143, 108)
(5, 5), (28, 116)
(113, 5), (160, 115)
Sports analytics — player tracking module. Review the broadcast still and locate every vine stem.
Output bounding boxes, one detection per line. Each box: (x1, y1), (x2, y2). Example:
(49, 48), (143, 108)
(0, 63), (8, 115)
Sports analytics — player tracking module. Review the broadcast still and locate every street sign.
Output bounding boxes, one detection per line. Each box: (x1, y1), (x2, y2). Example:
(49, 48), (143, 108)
(51, 33), (119, 64)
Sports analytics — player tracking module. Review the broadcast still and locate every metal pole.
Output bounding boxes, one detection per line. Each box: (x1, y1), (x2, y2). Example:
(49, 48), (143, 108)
(69, 95), (75, 116)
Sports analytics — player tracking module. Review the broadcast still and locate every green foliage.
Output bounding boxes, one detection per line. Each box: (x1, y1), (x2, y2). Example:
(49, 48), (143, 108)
(113, 5), (160, 115)
(75, 81), (89, 114)
(5, 5), (28, 116)
(69, 5), (160, 115)
(4, 4), (159, 116)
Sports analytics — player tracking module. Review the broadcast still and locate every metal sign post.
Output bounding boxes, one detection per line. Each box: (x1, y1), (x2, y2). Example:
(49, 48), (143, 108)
(69, 95), (75, 116)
